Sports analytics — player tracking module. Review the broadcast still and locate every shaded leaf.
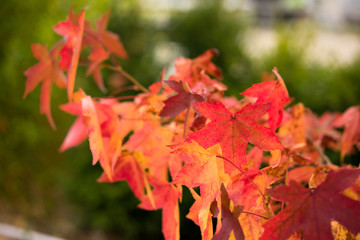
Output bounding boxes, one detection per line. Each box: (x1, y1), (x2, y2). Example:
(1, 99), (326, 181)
(159, 80), (204, 118)
(261, 168), (360, 240)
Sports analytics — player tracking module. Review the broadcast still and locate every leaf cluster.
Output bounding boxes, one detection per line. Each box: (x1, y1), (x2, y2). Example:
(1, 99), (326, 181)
(24, 9), (360, 240)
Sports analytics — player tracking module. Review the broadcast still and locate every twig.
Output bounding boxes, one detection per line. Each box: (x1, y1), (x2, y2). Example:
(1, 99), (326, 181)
(103, 64), (149, 93)
(242, 211), (269, 220)
(216, 155), (266, 202)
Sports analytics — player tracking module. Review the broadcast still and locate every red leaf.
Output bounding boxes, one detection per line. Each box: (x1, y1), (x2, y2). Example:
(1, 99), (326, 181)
(98, 152), (151, 201)
(212, 184), (245, 240)
(159, 80), (204, 117)
(261, 168), (360, 240)
(54, 9), (85, 101)
(189, 101), (283, 173)
(139, 176), (181, 240)
(24, 43), (66, 129)
(241, 67), (290, 130)
(85, 46), (110, 92)
(333, 106), (360, 159)
(59, 101), (87, 152)
(169, 49), (222, 87)
(82, 96), (123, 180)
(96, 11), (128, 59)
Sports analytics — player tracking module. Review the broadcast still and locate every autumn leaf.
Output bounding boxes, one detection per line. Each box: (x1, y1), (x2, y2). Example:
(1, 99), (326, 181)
(85, 45), (110, 92)
(212, 184), (245, 240)
(159, 80), (204, 118)
(53, 9), (85, 101)
(333, 106), (360, 159)
(168, 49), (222, 87)
(278, 103), (306, 150)
(95, 11), (128, 59)
(98, 152), (152, 201)
(189, 101), (283, 173)
(124, 124), (175, 181)
(261, 168), (360, 240)
(24, 43), (66, 129)
(59, 101), (87, 152)
(139, 176), (181, 240)
(81, 96), (125, 180)
(241, 67), (290, 130)
(172, 141), (221, 189)
(186, 188), (214, 240)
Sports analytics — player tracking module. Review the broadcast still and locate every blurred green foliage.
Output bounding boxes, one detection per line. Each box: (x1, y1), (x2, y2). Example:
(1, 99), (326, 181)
(260, 24), (360, 113)
(0, 0), (359, 239)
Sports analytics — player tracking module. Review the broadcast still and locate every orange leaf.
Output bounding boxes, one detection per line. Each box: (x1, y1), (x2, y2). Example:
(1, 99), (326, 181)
(139, 176), (181, 240)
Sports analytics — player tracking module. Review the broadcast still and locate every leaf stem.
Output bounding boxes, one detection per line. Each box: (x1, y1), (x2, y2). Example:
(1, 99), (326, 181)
(314, 142), (333, 165)
(103, 64), (149, 93)
(183, 107), (191, 139)
(242, 211), (269, 220)
(216, 155), (266, 202)
(93, 95), (136, 101)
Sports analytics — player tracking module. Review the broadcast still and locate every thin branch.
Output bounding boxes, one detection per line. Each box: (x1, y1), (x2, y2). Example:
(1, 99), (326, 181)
(183, 107), (191, 139)
(242, 211), (269, 220)
(103, 64), (149, 93)
(93, 95), (136, 101)
(314, 142), (333, 165)
(216, 155), (266, 202)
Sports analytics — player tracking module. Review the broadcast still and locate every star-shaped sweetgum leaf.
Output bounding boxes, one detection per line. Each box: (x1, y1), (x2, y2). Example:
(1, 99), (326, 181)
(24, 43), (66, 129)
(159, 80), (204, 118)
(241, 67), (290, 130)
(212, 184), (245, 240)
(260, 168), (360, 240)
(189, 101), (283, 173)
(333, 106), (360, 159)
(95, 11), (128, 59)
(168, 49), (222, 88)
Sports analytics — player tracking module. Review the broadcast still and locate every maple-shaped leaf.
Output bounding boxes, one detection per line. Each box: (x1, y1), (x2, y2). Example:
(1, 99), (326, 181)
(98, 152), (152, 201)
(96, 11), (128, 59)
(186, 188), (214, 240)
(260, 168), (360, 240)
(305, 109), (341, 150)
(212, 184), (245, 240)
(53, 9), (85, 101)
(24, 43), (67, 129)
(241, 67), (290, 130)
(333, 106), (360, 159)
(172, 141), (220, 189)
(168, 49), (222, 87)
(189, 101), (283, 172)
(278, 103), (306, 150)
(159, 80), (204, 117)
(124, 124), (175, 181)
(139, 176), (181, 240)
(85, 45), (110, 92)
(82, 96), (125, 180)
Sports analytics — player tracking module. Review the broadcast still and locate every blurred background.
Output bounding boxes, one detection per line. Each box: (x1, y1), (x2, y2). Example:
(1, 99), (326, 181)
(1, 0), (359, 239)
